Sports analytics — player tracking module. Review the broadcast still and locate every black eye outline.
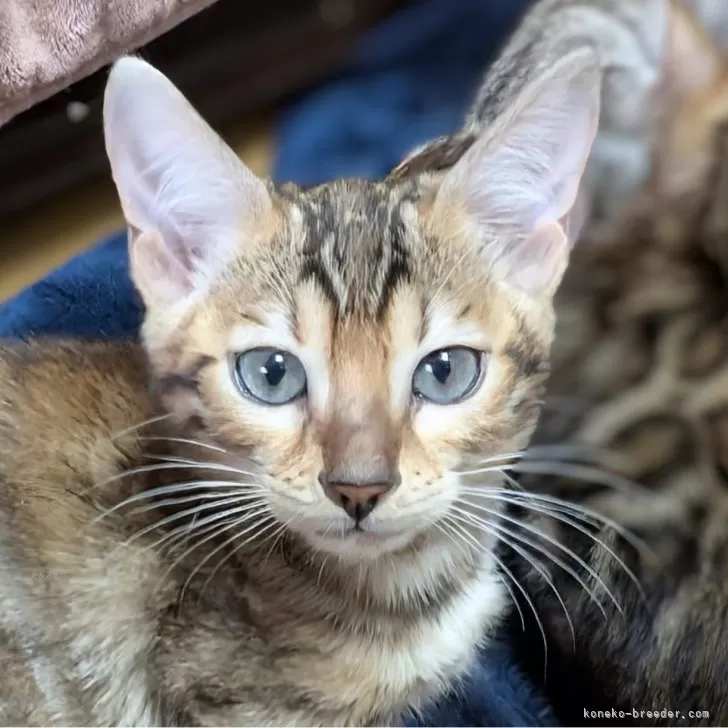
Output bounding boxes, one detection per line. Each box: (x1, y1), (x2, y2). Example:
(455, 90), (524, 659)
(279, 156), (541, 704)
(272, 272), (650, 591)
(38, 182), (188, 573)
(232, 348), (307, 406)
(411, 347), (485, 405)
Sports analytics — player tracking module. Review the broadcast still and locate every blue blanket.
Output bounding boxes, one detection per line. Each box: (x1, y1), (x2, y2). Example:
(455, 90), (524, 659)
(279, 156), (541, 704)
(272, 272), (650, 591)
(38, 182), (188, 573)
(0, 0), (556, 725)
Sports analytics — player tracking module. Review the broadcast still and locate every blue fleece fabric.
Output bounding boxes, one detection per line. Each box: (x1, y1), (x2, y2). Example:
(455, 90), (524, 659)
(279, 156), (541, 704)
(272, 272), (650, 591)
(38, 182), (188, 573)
(0, 0), (556, 725)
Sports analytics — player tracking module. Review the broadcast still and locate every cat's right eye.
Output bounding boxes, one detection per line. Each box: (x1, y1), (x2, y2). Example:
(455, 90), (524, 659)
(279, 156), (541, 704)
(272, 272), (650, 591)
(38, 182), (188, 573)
(233, 348), (307, 405)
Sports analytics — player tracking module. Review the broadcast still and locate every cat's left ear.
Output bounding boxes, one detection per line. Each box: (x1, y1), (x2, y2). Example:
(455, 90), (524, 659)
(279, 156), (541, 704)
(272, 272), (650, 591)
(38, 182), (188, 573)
(431, 49), (601, 298)
(103, 57), (272, 308)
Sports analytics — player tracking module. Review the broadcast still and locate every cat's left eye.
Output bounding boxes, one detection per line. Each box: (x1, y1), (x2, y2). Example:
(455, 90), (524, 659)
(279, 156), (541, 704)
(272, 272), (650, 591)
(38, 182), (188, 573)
(412, 347), (484, 405)
(234, 348), (307, 405)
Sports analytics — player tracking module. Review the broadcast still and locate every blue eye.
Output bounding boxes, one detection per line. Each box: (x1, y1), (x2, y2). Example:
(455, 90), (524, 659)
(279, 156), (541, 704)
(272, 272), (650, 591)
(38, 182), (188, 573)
(412, 347), (484, 404)
(234, 348), (306, 405)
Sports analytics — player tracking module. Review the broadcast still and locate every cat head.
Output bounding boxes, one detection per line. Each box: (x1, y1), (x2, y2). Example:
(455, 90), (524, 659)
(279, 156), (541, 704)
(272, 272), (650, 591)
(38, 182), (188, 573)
(103, 54), (599, 561)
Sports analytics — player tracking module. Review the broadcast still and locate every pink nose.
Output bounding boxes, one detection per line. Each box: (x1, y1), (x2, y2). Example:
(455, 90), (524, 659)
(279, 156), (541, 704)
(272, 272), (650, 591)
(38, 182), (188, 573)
(323, 482), (392, 521)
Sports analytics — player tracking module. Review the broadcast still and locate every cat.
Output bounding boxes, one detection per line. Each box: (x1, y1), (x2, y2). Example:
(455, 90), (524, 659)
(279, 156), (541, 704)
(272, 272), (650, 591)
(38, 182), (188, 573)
(502, 3), (728, 724)
(0, 42), (600, 726)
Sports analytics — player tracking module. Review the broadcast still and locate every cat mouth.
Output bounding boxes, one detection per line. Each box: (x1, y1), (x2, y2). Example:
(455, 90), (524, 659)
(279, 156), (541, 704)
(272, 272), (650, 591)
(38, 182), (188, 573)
(315, 523), (397, 543)
(306, 520), (417, 557)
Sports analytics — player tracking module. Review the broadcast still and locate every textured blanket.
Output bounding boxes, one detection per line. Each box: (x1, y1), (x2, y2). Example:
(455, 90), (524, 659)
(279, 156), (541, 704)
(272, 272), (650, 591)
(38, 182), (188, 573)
(0, 0), (555, 724)
(0, 0), (218, 125)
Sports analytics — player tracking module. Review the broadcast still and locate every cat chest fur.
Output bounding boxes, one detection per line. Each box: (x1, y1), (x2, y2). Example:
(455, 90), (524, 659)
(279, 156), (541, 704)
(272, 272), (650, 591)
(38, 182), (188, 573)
(155, 557), (505, 725)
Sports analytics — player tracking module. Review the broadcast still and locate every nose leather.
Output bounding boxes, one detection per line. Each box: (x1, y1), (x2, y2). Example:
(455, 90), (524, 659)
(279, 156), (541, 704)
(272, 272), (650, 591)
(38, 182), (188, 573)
(323, 481), (393, 521)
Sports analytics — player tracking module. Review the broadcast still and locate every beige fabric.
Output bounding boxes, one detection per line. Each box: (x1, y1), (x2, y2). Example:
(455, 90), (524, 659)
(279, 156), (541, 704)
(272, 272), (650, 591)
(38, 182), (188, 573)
(0, 0), (218, 126)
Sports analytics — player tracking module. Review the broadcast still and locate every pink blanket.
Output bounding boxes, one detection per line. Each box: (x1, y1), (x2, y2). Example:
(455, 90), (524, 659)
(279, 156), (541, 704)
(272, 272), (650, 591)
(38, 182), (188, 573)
(0, 0), (218, 126)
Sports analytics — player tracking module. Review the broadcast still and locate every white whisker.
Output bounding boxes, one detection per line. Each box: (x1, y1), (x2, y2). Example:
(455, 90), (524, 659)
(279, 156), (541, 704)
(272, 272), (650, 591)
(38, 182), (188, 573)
(109, 414), (174, 442)
(511, 460), (648, 496)
(435, 518), (527, 631)
(459, 486), (649, 554)
(490, 525), (575, 650)
(138, 436), (228, 454)
(162, 507), (273, 599)
(450, 504), (619, 615)
(440, 516), (548, 677)
(92, 480), (265, 523)
(450, 506), (608, 620)
(180, 513), (278, 606)
(460, 491), (644, 599)
(456, 506), (622, 617)
(123, 499), (267, 553)
(129, 490), (265, 518)
(141, 455), (258, 479)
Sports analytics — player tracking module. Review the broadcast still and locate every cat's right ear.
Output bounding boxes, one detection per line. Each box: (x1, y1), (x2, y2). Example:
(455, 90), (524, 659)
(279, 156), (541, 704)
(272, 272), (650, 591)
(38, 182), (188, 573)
(103, 57), (271, 308)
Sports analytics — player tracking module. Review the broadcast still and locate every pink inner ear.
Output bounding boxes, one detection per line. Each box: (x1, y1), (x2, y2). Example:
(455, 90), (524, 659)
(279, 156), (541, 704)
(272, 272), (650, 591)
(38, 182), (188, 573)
(501, 219), (568, 297)
(565, 185), (592, 248)
(130, 229), (195, 306)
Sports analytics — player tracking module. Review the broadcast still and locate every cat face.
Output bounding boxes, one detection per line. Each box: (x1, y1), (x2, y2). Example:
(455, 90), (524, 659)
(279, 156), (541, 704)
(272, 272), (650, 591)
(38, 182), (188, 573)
(103, 55), (599, 560)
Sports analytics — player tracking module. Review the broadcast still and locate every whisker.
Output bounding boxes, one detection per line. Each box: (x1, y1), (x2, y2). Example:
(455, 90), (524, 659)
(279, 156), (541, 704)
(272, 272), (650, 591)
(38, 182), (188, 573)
(462, 442), (618, 474)
(489, 525), (576, 650)
(129, 490), (265, 518)
(179, 514), (278, 606)
(316, 553), (330, 587)
(110, 414), (174, 442)
(141, 455), (259, 479)
(261, 510), (302, 568)
(450, 504), (620, 616)
(440, 516), (548, 677)
(450, 506), (608, 621)
(435, 518), (526, 631)
(143, 508), (257, 556)
(430, 245), (477, 304)
(498, 470), (525, 492)
(511, 460), (648, 496)
(198, 514), (290, 603)
(461, 491), (645, 599)
(456, 453), (524, 475)
(523, 443), (621, 468)
(122, 499), (267, 552)
(138, 436), (228, 454)
(162, 508), (273, 599)
(459, 486), (650, 555)
(92, 480), (265, 523)
(94, 460), (261, 492)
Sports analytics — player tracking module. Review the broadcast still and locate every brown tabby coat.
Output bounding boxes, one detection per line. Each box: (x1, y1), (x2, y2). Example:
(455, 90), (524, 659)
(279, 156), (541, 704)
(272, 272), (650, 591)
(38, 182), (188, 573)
(0, 32), (599, 727)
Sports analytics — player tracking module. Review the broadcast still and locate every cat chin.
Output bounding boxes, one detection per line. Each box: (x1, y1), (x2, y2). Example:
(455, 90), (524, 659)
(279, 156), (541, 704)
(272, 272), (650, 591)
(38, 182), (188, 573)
(301, 526), (418, 561)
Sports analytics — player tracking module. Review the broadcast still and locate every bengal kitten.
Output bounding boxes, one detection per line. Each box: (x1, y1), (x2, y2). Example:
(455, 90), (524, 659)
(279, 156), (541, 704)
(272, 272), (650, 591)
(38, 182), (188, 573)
(507, 4), (728, 725)
(0, 47), (599, 725)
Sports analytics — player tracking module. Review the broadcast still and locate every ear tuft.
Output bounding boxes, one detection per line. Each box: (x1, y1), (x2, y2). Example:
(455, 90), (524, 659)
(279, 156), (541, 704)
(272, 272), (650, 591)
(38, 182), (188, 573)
(433, 49), (601, 298)
(104, 56), (271, 307)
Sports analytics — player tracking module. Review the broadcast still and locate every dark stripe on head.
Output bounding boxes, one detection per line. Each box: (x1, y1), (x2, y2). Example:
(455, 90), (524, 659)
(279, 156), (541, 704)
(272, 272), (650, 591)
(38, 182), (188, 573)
(293, 182), (414, 320)
(153, 354), (216, 399)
